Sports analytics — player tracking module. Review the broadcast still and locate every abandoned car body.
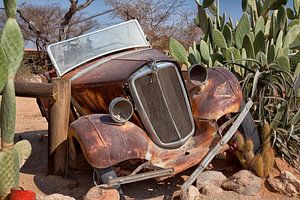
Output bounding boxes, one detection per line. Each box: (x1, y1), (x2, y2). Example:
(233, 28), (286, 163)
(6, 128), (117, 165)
(45, 20), (260, 187)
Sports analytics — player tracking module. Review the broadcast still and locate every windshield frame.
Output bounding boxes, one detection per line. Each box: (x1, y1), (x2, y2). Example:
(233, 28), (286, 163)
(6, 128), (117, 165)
(47, 20), (150, 76)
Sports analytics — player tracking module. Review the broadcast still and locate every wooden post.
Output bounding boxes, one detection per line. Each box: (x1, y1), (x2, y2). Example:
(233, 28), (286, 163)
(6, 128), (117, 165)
(48, 78), (71, 176)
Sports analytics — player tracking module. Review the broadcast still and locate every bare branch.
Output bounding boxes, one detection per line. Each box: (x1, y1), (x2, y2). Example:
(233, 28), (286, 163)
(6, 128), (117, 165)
(59, 0), (95, 41)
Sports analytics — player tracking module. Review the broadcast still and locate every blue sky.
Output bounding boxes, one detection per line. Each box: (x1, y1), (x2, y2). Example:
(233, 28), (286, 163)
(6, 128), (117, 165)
(0, 0), (295, 26)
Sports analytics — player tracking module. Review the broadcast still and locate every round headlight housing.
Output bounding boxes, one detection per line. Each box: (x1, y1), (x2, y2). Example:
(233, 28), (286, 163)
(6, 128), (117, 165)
(109, 97), (134, 123)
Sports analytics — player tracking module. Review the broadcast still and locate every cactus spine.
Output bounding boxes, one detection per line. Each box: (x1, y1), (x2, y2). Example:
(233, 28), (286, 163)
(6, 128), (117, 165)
(0, 0), (31, 199)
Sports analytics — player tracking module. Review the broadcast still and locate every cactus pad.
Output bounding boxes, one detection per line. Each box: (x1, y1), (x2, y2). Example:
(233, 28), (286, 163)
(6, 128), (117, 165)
(0, 149), (19, 198)
(14, 140), (32, 168)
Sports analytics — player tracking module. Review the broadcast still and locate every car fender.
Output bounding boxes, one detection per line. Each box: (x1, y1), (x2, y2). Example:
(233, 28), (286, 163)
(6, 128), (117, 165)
(69, 114), (150, 169)
(189, 67), (243, 120)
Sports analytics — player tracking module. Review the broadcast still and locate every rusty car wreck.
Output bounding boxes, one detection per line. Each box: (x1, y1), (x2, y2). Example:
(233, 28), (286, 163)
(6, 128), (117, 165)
(44, 20), (260, 192)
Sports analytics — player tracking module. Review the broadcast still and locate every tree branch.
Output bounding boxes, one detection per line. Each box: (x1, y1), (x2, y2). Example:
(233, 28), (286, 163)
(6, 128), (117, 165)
(59, 0), (95, 41)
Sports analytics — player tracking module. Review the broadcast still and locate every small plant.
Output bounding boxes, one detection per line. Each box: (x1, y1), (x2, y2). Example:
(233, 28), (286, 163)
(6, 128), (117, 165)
(0, 0), (31, 199)
(169, 0), (300, 172)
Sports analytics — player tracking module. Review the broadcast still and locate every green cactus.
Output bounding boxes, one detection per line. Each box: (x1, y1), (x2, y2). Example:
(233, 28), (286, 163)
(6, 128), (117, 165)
(169, 0), (300, 169)
(0, 0), (31, 198)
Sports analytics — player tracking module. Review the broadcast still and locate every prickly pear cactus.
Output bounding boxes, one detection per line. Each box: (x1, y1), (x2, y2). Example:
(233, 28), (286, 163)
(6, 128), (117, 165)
(0, 0), (32, 199)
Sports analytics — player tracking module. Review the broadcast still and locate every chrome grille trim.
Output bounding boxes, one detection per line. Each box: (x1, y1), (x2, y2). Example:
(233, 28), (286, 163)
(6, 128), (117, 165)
(128, 62), (195, 148)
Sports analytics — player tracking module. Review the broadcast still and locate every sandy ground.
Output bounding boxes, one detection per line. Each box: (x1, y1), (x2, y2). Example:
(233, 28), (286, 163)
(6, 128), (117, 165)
(14, 97), (298, 199)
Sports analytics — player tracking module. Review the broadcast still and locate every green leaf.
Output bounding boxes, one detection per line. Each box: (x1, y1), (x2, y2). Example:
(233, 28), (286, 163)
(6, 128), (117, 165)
(288, 19), (299, 28)
(222, 24), (233, 47)
(212, 29), (227, 48)
(277, 47), (284, 58)
(255, 16), (265, 36)
(256, 0), (264, 16)
(0, 43), (8, 93)
(277, 6), (287, 31)
(282, 46), (289, 57)
(268, 44), (276, 63)
(241, 48), (247, 65)
(287, 8), (295, 20)
(270, 103), (286, 129)
(197, 4), (209, 35)
(290, 33), (300, 49)
(275, 30), (284, 53)
(235, 13), (251, 49)
(1, 18), (24, 77)
(243, 34), (255, 58)
(283, 25), (299, 48)
(248, 0), (257, 11)
(203, 0), (215, 8)
(264, 18), (271, 37)
(253, 31), (265, 54)
(231, 47), (242, 61)
(275, 56), (290, 72)
(223, 48), (232, 61)
(188, 47), (201, 65)
(242, 0), (248, 12)
(169, 37), (188, 66)
(256, 51), (268, 66)
(294, 63), (300, 81)
(200, 40), (210, 61)
(294, 0), (300, 16)
(4, 0), (17, 19)
(269, 0), (288, 10)
(290, 51), (300, 70)
(208, 3), (217, 16)
(270, 13), (278, 40)
(211, 52), (225, 64)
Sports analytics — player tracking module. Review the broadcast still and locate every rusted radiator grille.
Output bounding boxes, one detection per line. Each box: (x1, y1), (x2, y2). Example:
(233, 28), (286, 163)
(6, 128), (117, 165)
(133, 64), (194, 147)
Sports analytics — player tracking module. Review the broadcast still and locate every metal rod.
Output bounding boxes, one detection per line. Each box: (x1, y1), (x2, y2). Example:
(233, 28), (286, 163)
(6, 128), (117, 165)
(181, 100), (253, 191)
(108, 168), (174, 186)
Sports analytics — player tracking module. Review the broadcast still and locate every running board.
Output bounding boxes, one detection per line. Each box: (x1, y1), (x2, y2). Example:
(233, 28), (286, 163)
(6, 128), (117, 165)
(108, 168), (174, 186)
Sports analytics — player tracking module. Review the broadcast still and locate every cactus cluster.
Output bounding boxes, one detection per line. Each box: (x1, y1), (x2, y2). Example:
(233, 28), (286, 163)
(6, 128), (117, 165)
(0, 0), (32, 199)
(235, 121), (274, 177)
(169, 0), (300, 170)
(170, 0), (300, 72)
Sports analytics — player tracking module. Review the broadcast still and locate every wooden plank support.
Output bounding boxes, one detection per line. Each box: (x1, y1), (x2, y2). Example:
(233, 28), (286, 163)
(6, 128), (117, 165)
(48, 78), (71, 176)
(14, 82), (55, 98)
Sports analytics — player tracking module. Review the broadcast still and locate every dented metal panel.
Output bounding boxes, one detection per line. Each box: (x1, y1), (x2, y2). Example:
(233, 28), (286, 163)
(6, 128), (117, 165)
(69, 114), (149, 169)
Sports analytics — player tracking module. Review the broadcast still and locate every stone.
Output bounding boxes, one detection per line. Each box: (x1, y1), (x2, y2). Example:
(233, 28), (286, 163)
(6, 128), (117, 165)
(36, 194), (75, 200)
(181, 185), (201, 200)
(196, 171), (227, 189)
(268, 171), (300, 197)
(221, 170), (262, 196)
(200, 184), (223, 195)
(84, 186), (120, 200)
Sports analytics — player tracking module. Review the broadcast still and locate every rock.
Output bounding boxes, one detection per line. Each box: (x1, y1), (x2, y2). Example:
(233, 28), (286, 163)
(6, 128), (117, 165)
(181, 185), (200, 200)
(196, 171), (227, 189)
(84, 186), (120, 200)
(36, 194), (75, 200)
(268, 171), (300, 197)
(200, 184), (223, 195)
(221, 170), (262, 196)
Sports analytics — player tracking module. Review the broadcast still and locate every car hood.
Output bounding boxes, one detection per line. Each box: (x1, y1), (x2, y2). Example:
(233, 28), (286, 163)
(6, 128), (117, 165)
(63, 48), (174, 88)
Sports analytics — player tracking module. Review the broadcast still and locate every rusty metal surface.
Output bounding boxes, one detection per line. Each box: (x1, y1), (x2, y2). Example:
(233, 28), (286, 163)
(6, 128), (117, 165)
(69, 113), (218, 176)
(149, 119), (218, 176)
(69, 114), (150, 169)
(63, 49), (173, 88)
(188, 67), (243, 121)
(68, 67), (243, 177)
(70, 85), (143, 128)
